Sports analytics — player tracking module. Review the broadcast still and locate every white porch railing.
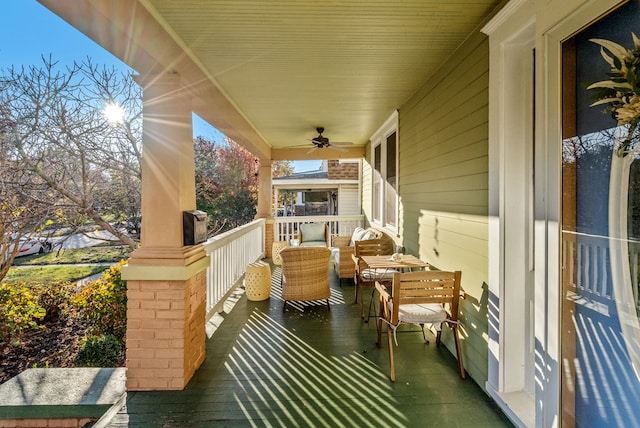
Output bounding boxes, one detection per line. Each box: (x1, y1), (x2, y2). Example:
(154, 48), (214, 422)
(202, 215), (363, 320)
(274, 214), (364, 244)
(563, 232), (640, 311)
(203, 218), (265, 319)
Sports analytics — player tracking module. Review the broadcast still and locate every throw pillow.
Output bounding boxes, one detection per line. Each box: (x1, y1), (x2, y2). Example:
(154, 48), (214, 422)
(349, 227), (365, 246)
(300, 223), (325, 242)
(360, 230), (377, 241)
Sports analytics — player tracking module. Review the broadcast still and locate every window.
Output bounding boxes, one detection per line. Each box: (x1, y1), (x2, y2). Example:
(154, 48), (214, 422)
(373, 144), (382, 222)
(370, 112), (398, 230)
(385, 132), (397, 227)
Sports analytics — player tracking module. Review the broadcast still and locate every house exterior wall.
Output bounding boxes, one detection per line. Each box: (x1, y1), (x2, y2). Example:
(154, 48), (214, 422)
(360, 30), (489, 386)
(400, 30), (490, 385)
(327, 160), (359, 180)
(337, 184), (359, 215)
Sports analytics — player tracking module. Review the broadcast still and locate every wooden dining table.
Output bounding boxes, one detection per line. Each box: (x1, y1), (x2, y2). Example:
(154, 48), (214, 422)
(359, 254), (429, 272)
(358, 254), (429, 322)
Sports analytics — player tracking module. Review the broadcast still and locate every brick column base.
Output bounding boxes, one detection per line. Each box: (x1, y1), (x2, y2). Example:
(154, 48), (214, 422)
(265, 219), (275, 258)
(122, 256), (208, 391)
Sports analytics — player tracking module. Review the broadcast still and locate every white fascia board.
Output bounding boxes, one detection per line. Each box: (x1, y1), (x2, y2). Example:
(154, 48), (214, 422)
(272, 178), (358, 187)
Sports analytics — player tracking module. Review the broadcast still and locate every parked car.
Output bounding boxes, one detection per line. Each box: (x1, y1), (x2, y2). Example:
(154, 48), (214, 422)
(13, 237), (52, 257)
(126, 216), (141, 236)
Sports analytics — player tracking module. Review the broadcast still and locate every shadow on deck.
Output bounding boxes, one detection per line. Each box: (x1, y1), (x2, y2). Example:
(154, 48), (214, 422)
(106, 261), (513, 427)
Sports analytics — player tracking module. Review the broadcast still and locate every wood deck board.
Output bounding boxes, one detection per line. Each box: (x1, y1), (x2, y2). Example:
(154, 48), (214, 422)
(107, 262), (513, 427)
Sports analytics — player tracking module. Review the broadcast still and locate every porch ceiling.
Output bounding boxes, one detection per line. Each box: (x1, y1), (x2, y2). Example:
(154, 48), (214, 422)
(38, 0), (502, 161)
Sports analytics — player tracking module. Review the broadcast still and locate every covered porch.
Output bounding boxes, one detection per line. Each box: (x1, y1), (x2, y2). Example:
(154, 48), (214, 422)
(106, 248), (511, 426)
(34, 0), (504, 395)
(33, 0), (559, 426)
(21, 0), (640, 425)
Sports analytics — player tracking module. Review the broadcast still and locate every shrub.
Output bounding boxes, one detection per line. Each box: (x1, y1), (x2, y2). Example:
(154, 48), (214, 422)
(36, 281), (75, 322)
(0, 282), (46, 343)
(74, 334), (124, 367)
(72, 260), (127, 340)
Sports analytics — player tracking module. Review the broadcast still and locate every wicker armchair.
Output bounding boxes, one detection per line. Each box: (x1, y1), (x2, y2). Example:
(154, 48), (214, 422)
(333, 228), (394, 282)
(332, 235), (356, 284)
(280, 247), (332, 311)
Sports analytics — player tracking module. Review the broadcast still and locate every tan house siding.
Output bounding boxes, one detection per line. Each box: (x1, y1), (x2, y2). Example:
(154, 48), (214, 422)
(398, 30), (490, 385)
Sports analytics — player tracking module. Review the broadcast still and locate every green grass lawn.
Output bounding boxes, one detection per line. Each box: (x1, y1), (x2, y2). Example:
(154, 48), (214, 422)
(2, 264), (110, 285)
(12, 245), (131, 266)
(4, 245), (131, 285)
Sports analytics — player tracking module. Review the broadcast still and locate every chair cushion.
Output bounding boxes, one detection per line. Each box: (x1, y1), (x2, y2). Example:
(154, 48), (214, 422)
(331, 247), (340, 264)
(396, 303), (447, 325)
(300, 223), (325, 242)
(299, 241), (326, 247)
(349, 227), (377, 246)
(361, 268), (398, 281)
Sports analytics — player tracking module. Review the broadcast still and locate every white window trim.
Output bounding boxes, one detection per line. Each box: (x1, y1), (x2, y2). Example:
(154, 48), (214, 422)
(370, 111), (399, 233)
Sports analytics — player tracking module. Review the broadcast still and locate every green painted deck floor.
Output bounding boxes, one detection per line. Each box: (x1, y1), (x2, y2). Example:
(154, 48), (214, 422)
(107, 263), (513, 427)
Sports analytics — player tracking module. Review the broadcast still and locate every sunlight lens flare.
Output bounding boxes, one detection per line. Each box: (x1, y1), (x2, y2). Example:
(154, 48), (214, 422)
(103, 102), (125, 124)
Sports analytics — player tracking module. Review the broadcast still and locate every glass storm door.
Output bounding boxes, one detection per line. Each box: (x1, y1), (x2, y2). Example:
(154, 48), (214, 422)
(561, 2), (640, 426)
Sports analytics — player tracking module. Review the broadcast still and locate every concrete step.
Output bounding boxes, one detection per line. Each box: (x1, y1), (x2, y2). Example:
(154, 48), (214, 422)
(0, 367), (125, 422)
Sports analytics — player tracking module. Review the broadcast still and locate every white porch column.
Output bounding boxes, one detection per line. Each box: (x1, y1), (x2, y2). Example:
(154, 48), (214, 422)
(256, 159), (273, 218)
(256, 159), (275, 256)
(122, 73), (209, 391)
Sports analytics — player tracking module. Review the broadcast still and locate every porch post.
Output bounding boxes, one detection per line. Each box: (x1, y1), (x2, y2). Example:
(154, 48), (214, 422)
(256, 159), (275, 256)
(121, 73), (209, 391)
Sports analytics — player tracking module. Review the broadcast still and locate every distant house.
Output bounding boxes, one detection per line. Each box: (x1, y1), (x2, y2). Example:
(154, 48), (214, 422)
(273, 160), (360, 217)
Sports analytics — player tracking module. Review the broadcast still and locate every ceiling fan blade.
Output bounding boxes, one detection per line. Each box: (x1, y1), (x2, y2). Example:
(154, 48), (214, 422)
(328, 145), (348, 152)
(306, 146), (319, 154)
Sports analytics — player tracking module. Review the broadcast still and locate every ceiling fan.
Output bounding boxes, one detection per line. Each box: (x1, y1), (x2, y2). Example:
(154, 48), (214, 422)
(308, 127), (351, 152)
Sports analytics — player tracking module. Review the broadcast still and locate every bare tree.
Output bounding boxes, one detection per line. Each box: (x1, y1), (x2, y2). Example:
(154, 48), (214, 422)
(0, 119), (56, 278)
(0, 56), (141, 249)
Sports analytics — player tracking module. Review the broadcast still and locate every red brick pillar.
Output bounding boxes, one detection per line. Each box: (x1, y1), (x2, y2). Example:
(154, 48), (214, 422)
(265, 219), (275, 258)
(125, 264), (207, 390)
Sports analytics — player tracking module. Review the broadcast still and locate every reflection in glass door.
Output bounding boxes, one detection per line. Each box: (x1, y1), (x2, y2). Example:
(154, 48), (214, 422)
(561, 1), (640, 426)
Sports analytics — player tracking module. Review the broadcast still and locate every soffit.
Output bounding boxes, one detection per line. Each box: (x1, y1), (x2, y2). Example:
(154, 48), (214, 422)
(38, 0), (502, 158)
(143, 0), (500, 151)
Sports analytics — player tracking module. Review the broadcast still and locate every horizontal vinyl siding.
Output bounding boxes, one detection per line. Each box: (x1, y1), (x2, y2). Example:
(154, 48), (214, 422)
(398, 30), (490, 386)
(338, 184), (359, 215)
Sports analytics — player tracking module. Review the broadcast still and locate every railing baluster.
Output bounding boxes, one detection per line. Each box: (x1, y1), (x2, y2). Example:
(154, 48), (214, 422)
(567, 233), (640, 308)
(202, 215), (363, 320)
(273, 214), (364, 244)
(203, 219), (266, 319)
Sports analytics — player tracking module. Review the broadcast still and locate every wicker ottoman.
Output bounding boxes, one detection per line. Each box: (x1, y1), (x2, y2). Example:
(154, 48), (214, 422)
(271, 241), (288, 266)
(245, 261), (272, 301)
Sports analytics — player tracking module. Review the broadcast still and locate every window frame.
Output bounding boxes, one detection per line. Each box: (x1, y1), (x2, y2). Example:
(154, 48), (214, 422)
(370, 111), (399, 233)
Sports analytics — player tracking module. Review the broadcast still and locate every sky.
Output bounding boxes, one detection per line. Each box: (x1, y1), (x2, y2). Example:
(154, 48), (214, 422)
(0, 1), (320, 172)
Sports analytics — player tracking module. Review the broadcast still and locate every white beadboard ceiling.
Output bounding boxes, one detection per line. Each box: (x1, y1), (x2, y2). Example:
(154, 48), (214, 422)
(38, 0), (502, 160)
